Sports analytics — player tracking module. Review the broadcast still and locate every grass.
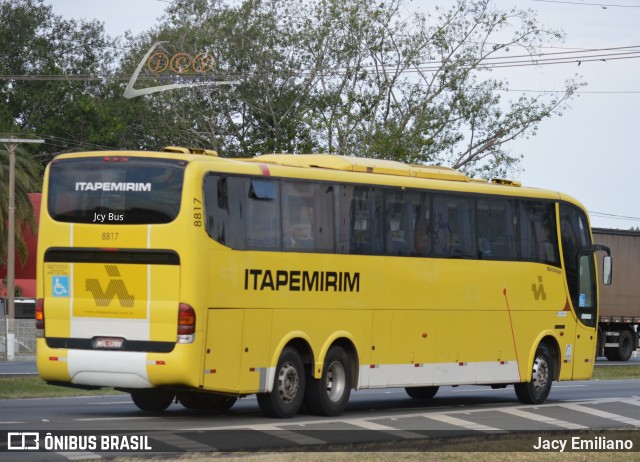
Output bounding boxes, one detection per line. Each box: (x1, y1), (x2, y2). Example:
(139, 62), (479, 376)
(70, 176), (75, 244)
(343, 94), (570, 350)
(591, 365), (640, 380)
(0, 375), (123, 399)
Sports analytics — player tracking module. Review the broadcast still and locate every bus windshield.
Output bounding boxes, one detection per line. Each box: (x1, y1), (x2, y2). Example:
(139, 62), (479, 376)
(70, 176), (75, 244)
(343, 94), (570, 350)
(47, 157), (185, 224)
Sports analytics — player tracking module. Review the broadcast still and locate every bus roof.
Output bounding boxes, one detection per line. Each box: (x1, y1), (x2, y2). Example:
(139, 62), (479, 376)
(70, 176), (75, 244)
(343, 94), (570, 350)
(52, 148), (592, 207)
(243, 154), (472, 183)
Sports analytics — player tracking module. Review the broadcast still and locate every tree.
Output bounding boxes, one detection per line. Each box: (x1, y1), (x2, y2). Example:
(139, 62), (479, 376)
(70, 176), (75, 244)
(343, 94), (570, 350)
(0, 0), (120, 156)
(0, 144), (41, 267)
(302, 0), (582, 178)
(0, 0), (116, 264)
(118, 0), (582, 178)
(116, 0), (319, 153)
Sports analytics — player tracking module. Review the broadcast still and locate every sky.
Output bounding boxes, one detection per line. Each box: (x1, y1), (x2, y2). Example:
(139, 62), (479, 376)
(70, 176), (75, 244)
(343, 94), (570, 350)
(43, 0), (640, 230)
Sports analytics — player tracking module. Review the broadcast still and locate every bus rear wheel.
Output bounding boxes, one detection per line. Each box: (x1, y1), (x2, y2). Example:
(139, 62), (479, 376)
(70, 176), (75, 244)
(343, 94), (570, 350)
(304, 346), (353, 416)
(130, 389), (175, 412)
(405, 386), (439, 400)
(178, 392), (237, 412)
(257, 346), (305, 418)
(515, 344), (554, 405)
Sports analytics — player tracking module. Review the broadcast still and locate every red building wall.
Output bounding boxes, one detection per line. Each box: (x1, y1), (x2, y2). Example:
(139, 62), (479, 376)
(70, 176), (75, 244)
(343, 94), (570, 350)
(0, 192), (41, 297)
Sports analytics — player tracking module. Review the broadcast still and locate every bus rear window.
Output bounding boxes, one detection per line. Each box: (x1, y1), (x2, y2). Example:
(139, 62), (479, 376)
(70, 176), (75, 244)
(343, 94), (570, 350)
(48, 157), (185, 224)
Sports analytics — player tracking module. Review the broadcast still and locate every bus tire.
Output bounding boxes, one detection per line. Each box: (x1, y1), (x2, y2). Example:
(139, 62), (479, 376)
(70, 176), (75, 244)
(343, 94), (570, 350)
(304, 346), (353, 416)
(514, 344), (554, 405)
(617, 330), (635, 362)
(257, 346), (305, 418)
(405, 386), (439, 400)
(130, 389), (174, 412)
(178, 392), (237, 412)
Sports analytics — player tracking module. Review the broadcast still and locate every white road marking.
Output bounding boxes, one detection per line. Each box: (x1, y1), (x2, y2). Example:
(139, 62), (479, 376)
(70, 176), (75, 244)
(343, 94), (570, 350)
(75, 417), (155, 422)
(57, 452), (101, 460)
(346, 419), (425, 439)
(423, 414), (505, 432)
(560, 403), (640, 427)
(154, 432), (214, 452)
(246, 425), (325, 445)
(499, 407), (588, 430)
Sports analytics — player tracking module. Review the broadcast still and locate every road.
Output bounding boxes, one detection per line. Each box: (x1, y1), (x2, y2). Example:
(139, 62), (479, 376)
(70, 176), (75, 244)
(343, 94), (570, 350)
(2, 378), (640, 459)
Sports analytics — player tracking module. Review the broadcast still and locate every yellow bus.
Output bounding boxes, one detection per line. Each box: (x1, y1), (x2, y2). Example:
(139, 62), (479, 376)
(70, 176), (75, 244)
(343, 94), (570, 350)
(36, 147), (611, 418)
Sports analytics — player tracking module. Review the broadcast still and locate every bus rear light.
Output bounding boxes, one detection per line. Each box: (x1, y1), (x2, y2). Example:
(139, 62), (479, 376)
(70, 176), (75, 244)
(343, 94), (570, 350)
(35, 298), (44, 336)
(177, 303), (195, 344)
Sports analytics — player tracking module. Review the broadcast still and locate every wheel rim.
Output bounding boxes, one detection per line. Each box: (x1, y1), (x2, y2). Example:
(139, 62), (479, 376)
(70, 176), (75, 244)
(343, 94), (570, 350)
(325, 360), (346, 403)
(277, 361), (299, 403)
(531, 354), (550, 392)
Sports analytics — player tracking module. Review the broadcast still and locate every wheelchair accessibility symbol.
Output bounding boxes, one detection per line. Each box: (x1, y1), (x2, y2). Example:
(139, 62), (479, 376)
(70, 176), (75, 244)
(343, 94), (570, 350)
(52, 276), (69, 297)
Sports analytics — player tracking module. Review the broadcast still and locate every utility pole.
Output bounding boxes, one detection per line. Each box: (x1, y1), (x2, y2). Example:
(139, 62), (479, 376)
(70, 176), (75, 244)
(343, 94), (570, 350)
(1, 138), (43, 360)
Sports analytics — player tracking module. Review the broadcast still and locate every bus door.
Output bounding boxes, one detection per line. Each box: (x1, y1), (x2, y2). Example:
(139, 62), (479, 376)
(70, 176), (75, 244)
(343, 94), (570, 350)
(559, 204), (598, 379)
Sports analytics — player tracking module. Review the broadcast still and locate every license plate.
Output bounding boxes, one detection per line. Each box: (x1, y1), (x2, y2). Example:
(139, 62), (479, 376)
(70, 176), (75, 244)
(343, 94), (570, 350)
(93, 337), (124, 349)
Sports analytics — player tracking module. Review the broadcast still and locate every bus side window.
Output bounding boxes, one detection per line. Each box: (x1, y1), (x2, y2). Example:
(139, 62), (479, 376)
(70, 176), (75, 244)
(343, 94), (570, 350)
(383, 190), (421, 257)
(413, 193), (432, 256)
(204, 174), (225, 244)
(432, 197), (451, 256)
(203, 175), (245, 249)
(349, 187), (383, 255)
(315, 186), (335, 252)
(281, 181), (334, 252)
(432, 195), (475, 258)
(476, 198), (517, 260)
(336, 185), (353, 254)
(246, 178), (280, 250)
(519, 201), (559, 266)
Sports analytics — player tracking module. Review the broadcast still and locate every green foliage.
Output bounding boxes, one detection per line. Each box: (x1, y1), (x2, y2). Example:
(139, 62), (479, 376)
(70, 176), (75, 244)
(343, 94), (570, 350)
(113, 0), (582, 178)
(0, 0), (132, 157)
(0, 0), (583, 181)
(0, 0), (119, 264)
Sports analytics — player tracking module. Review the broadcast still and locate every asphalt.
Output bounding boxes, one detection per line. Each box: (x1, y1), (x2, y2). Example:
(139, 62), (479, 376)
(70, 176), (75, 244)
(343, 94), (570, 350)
(0, 359), (38, 377)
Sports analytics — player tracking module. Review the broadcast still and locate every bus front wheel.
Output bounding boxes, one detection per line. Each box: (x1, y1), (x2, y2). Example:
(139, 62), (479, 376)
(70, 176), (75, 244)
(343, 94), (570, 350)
(130, 389), (175, 412)
(515, 344), (554, 405)
(257, 346), (305, 418)
(304, 346), (353, 416)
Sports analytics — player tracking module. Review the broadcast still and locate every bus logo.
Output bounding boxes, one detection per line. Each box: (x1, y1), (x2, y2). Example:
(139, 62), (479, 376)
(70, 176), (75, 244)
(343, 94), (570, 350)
(52, 276), (69, 298)
(85, 265), (135, 307)
(532, 275), (547, 301)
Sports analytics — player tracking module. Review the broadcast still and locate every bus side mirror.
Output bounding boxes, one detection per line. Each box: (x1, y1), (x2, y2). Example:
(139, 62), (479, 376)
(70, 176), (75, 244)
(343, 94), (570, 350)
(603, 255), (612, 286)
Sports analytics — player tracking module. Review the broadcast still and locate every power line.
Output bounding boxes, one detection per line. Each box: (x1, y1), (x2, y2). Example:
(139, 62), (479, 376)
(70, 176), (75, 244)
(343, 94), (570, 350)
(590, 211), (640, 221)
(532, 0), (640, 8)
(1, 45), (640, 82)
(0, 133), (117, 155)
(503, 89), (640, 94)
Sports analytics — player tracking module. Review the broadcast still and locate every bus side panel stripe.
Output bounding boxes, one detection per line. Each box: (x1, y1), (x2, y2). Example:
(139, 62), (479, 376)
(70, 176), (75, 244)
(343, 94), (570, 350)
(358, 362), (519, 389)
